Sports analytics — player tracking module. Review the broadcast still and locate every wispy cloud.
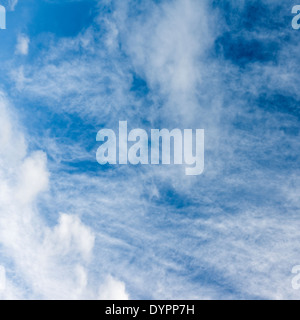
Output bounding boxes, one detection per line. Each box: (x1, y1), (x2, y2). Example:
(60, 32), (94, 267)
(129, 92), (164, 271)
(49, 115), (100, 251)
(0, 92), (128, 299)
(8, 0), (18, 11)
(15, 35), (30, 55)
(1, 0), (300, 299)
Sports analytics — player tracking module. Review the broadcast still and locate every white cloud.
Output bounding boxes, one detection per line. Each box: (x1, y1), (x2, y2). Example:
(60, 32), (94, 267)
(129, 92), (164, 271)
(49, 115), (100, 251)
(99, 275), (129, 300)
(9, 0), (18, 11)
(114, 0), (215, 125)
(15, 35), (30, 55)
(45, 214), (95, 261)
(16, 152), (49, 205)
(0, 92), (129, 299)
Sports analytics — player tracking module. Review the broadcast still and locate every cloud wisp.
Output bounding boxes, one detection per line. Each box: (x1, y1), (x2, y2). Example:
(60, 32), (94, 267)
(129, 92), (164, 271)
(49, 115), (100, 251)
(0, 92), (128, 300)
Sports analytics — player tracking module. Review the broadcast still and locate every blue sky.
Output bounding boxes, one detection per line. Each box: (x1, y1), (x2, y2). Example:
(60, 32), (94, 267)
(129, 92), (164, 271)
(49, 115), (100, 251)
(0, 0), (299, 299)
